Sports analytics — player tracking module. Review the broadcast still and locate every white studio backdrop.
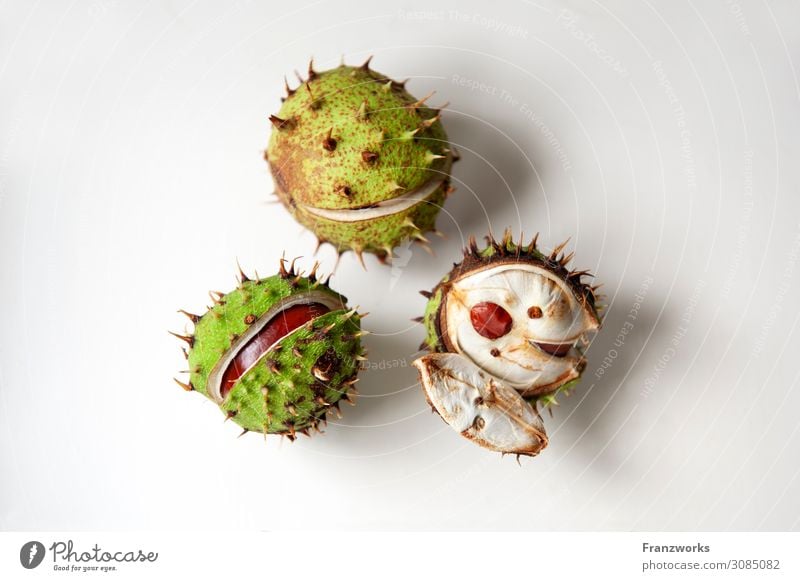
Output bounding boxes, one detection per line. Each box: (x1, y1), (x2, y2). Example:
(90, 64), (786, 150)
(1, 0), (799, 531)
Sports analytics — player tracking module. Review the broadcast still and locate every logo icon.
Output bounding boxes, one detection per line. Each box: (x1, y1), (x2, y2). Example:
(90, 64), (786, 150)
(20, 541), (45, 569)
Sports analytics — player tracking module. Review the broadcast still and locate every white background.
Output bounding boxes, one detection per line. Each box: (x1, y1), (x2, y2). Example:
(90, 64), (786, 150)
(1, 0), (799, 531)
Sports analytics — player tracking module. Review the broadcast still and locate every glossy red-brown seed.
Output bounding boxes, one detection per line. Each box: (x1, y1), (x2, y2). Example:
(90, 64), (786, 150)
(470, 302), (513, 340)
(534, 342), (572, 357)
(220, 303), (330, 398)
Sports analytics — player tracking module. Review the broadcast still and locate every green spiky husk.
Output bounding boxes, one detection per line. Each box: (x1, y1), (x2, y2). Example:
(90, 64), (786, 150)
(419, 229), (600, 403)
(221, 309), (361, 433)
(266, 62), (453, 256)
(182, 268), (362, 436)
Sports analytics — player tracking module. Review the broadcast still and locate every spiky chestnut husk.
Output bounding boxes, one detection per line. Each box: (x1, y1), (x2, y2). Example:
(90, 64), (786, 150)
(412, 230), (602, 458)
(265, 58), (455, 264)
(420, 229), (601, 398)
(172, 259), (364, 440)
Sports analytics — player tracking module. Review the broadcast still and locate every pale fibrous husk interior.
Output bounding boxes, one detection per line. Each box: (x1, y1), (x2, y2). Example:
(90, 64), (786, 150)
(414, 229), (602, 459)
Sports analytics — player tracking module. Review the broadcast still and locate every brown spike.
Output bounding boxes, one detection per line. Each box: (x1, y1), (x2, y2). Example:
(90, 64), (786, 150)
(355, 100), (368, 121)
(569, 269), (594, 281)
(560, 251), (575, 266)
(177, 309), (200, 323)
(429, 102), (449, 118)
(307, 57), (317, 80)
(237, 429), (249, 438)
(380, 246), (394, 264)
(467, 235), (479, 256)
(419, 290), (433, 299)
(269, 115), (294, 131)
(419, 113), (441, 129)
(283, 75), (295, 98)
(294, 69), (304, 84)
(322, 127), (337, 151)
(169, 330), (194, 348)
(484, 231), (501, 254)
(529, 232), (540, 252)
(173, 377), (193, 391)
(550, 238), (571, 260)
(418, 341), (428, 351)
(418, 242), (435, 256)
(236, 259), (251, 283)
(288, 256), (302, 276)
(209, 290), (225, 305)
(360, 55), (373, 71)
(308, 261), (320, 282)
(278, 256), (290, 278)
(335, 184), (352, 197)
(361, 150), (378, 163)
(392, 78), (409, 90)
(502, 228), (513, 248)
(352, 246), (366, 269)
(407, 90), (435, 110)
(411, 316), (424, 323)
(305, 82), (321, 109)
(224, 410), (237, 422)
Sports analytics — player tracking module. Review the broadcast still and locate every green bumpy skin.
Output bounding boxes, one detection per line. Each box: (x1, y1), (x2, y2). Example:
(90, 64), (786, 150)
(419, 230), (601, 405)
(265, 60), (454, 262)
(174, 261), (363, 439)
